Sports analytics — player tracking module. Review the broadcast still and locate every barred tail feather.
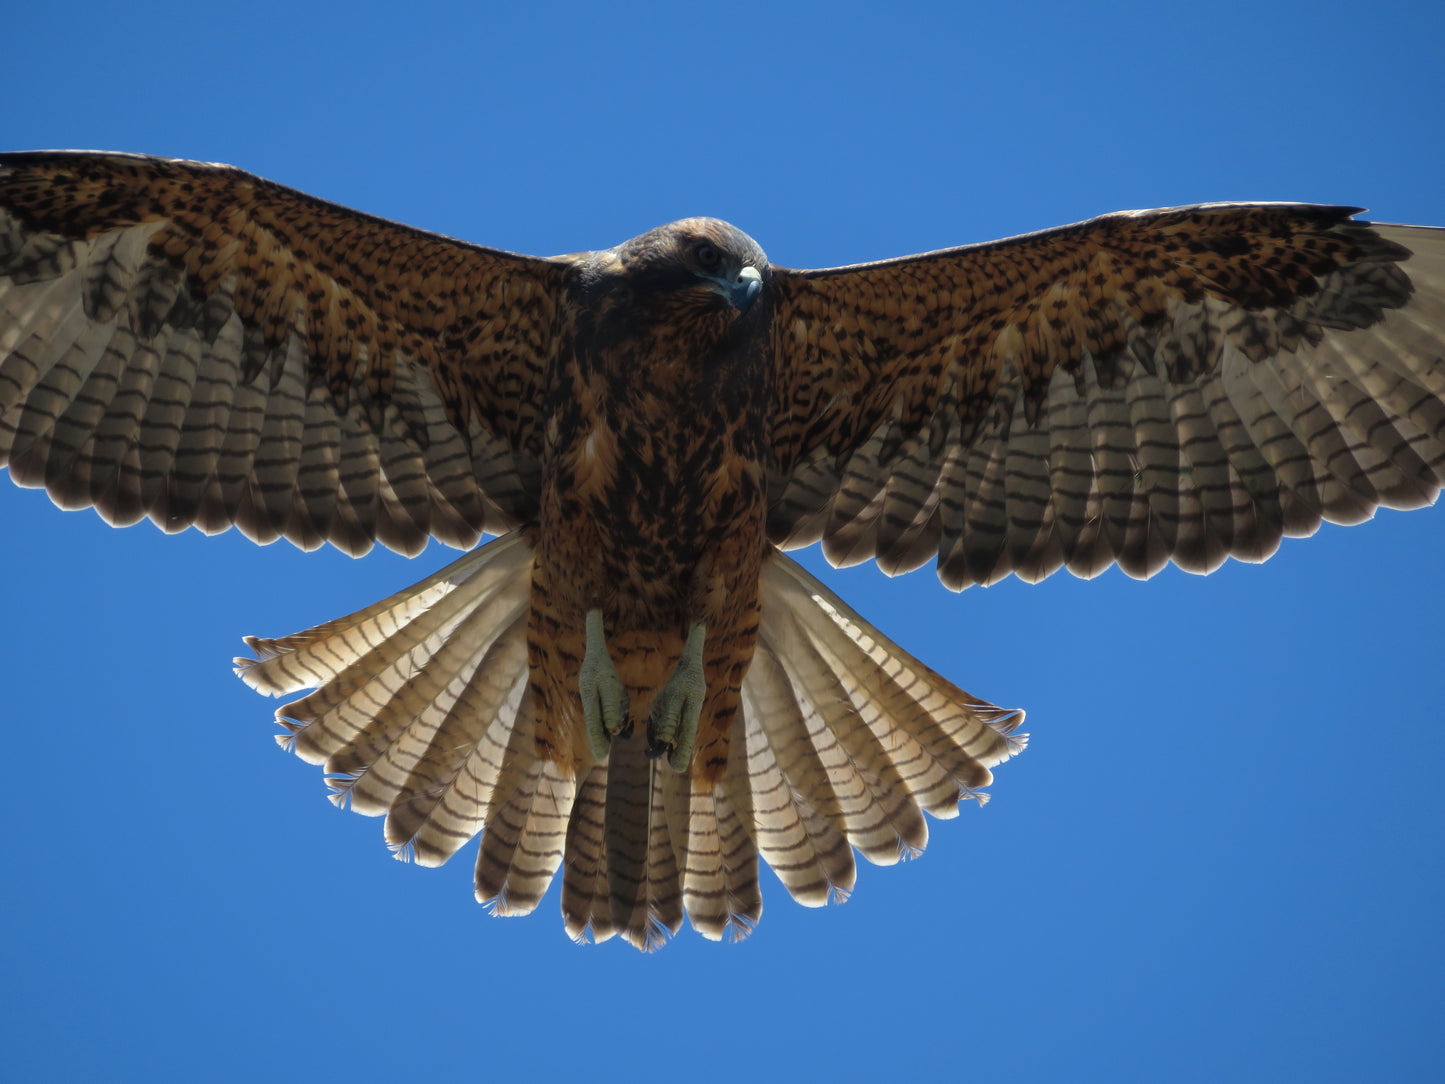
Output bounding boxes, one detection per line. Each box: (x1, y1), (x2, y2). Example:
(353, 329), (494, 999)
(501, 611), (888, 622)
(560, 761), (618, 944)
(233, 536), (1025, 949)
(662, 766), (763, 943)
(730, 553), (1026, 901)
(602, 731), (684, 951)
(476, 746), (576, 918)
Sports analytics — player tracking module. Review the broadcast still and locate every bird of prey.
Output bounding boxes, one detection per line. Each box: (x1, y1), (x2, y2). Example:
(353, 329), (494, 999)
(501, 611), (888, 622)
(2, 151), (1441, 950)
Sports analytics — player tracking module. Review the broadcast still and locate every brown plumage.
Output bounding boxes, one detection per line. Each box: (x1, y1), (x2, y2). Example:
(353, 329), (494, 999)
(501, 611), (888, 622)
(2, 151), (1442, 949)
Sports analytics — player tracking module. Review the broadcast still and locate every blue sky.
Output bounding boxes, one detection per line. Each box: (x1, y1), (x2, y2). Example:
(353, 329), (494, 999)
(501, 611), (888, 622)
(2, 2), (1443, 1080)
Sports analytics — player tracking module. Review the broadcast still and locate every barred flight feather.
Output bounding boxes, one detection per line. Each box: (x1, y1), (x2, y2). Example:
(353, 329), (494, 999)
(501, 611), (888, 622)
(772, 220), (1445, 594)
(0, 187), (553, 555)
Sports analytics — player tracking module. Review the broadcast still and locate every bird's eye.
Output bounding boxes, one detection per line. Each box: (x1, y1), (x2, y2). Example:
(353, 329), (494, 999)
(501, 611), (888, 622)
(694, 242), (721, 269)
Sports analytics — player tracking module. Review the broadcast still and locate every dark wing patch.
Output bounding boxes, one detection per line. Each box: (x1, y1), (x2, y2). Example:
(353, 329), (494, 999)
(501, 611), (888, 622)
(0, 151), (569, 555)
(768, 204), (1445, 587)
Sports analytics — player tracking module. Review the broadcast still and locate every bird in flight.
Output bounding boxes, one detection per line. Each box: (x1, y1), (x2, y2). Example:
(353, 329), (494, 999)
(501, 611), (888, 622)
(2, 151), (1441, 949)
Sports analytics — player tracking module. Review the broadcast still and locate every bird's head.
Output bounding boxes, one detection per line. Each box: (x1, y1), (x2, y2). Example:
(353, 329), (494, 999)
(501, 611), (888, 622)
(568, 219), (773, 391)
(610, 217), (770, 319)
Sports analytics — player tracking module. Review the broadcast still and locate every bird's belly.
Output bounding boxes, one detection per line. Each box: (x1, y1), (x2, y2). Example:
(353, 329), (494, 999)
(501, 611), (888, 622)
(555, 477), (764, 629)
(526, 438), (767, 773)
(546, 416), (766, 625)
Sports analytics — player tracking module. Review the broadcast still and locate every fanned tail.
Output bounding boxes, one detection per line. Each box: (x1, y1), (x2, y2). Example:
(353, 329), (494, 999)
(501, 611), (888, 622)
(729, 553), (1026, 906)
(234, 536), (1025, 949)
(235, 534), (568, 910)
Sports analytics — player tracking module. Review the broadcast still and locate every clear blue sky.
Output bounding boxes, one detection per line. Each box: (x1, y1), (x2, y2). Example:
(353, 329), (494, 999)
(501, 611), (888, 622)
(3, 2), (1442, 1081)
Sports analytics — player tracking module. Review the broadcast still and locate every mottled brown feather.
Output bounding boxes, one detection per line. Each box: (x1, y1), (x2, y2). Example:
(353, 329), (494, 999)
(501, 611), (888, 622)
(0, 150), (566, 553)
(768, 205), (1445, 588)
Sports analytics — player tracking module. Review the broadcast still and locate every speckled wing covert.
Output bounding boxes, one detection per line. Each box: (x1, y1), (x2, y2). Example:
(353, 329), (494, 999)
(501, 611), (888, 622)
(768, 205), (1445, 588)
(0, 151), (566, 555)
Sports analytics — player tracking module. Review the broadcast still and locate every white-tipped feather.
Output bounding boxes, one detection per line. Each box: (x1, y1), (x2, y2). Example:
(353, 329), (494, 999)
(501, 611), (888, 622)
(236, 539), (1024, 947)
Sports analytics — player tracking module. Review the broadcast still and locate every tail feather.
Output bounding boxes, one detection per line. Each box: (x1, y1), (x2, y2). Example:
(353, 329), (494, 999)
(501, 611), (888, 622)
(776, 566), (1025, 798)
(604, 731), (684, 951)
(601, 728), (650, 938)
(770, 616), (932, 860)
(476, 753), (575, 917)
(737, 646), (851, 840)
(384, 663), (532, 866)
(751, 602), (924, 865)
(663, 771), (733, 940)
(761, 555), (1027, 774)
(712, 774), (764, 940)
(236, 533), (526, 697)
(338, 605), (527, 816)
(237, 539), (1025, 949)
(473, 759), (541, 912)
(809, 620), (966, 820)
(730, 649), (857, 907)
(747, 554), (1027, 862)
(560, 761), (618, 943)
(641, 763), (685, 947)
(452, 684), (550, 908)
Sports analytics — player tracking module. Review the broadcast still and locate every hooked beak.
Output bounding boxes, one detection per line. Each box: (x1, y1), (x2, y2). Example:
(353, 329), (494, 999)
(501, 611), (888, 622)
(726, 265), (763, 314)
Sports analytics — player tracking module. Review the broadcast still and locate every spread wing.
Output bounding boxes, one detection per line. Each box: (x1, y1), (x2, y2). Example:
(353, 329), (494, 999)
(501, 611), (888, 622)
(768, 204), (1445, 587)
(0, 151), (568, 556)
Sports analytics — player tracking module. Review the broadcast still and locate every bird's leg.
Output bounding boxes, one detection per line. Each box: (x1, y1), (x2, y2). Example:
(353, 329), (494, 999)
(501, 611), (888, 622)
(580, 608), (630, 760)
(647, 621), (706, 773)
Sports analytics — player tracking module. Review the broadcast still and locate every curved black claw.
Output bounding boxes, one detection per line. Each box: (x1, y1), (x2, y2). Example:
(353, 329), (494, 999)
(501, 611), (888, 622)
(645, 732), (673, 761)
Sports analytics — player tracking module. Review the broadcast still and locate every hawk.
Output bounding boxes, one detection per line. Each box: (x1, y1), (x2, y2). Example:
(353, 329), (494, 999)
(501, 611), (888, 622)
(2, 151), (1441, 950)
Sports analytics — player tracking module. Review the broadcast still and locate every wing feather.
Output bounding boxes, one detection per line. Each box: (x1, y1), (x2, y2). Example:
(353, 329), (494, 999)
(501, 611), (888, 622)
(770, 207), (1445, 587)
(0, 151), (566, 554)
